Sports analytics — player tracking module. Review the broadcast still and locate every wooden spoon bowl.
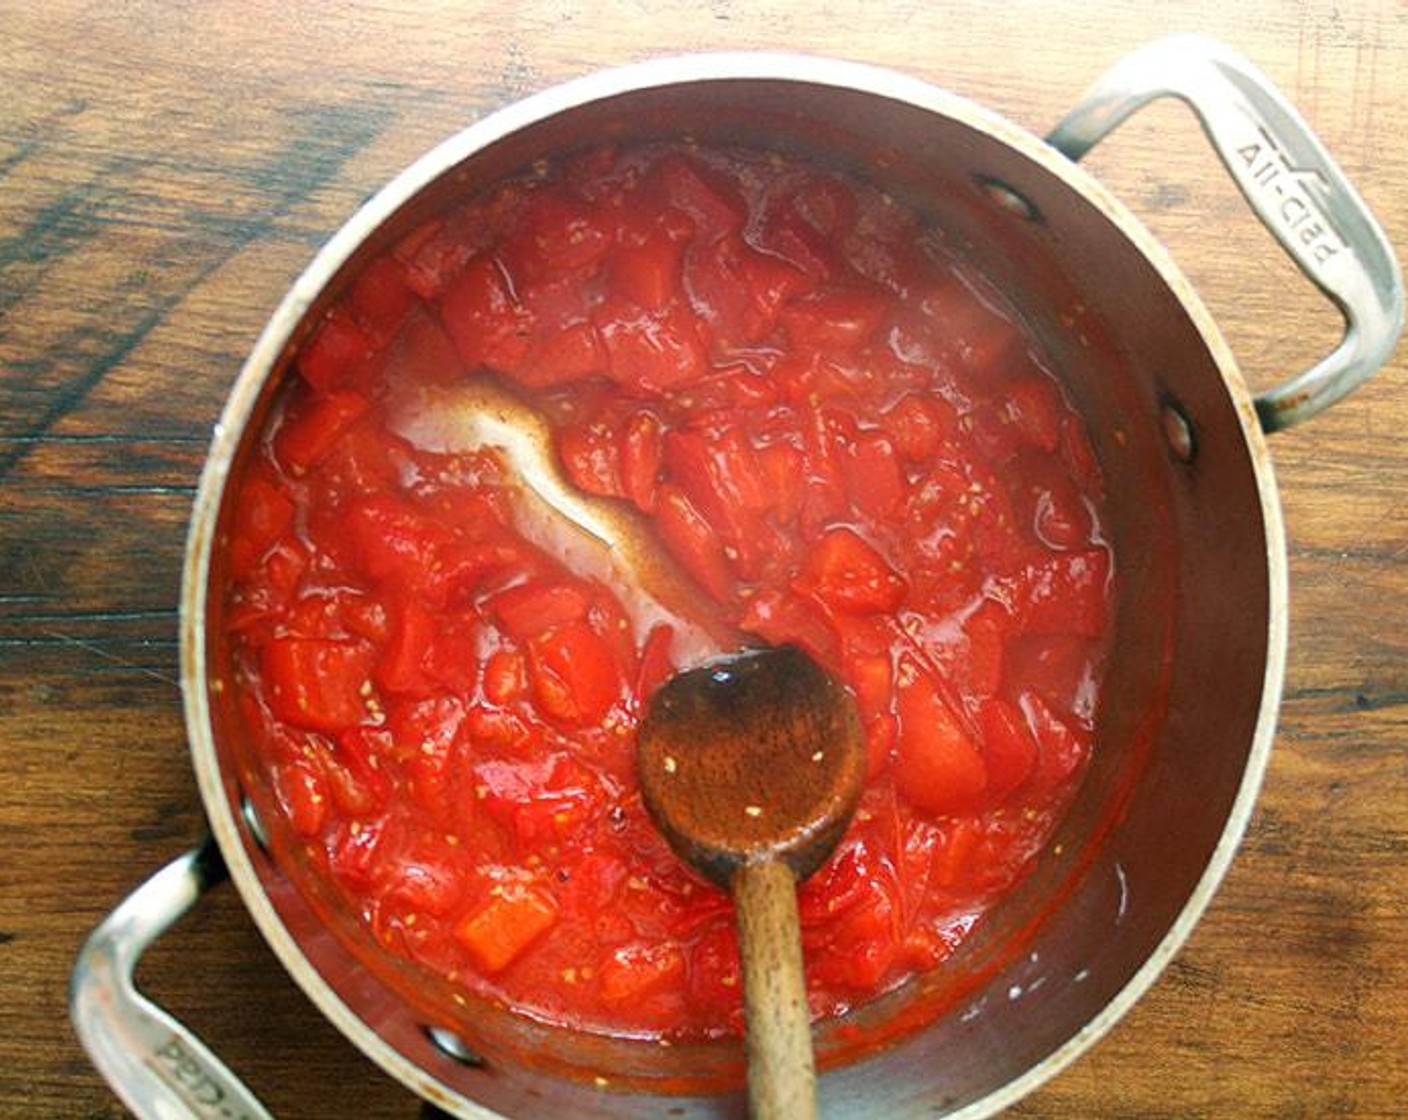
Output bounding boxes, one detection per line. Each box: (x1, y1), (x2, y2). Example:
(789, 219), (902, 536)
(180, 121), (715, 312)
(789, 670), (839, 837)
(637, 645), (867, 1120)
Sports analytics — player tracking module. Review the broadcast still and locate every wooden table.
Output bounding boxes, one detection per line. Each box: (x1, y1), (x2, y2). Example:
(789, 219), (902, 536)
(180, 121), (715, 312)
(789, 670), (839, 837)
(4, 2), (1405, 1117)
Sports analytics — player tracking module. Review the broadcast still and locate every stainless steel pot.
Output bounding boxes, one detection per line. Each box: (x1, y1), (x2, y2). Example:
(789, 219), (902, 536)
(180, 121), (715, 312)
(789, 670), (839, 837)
(72, 37), (1402, 1119)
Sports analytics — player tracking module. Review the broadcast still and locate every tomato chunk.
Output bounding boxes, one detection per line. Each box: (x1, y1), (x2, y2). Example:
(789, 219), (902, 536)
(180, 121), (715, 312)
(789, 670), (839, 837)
(274, 391), (371, 476)
(297, 307), (374, 392)
(894, 661), (987, 815)
(978, 697), (1039, 798)
(489, 581), (591, 641)
(440, 255), (532, 373)
(797, 527), (906, 615)
(503, 192), (614, 283)
(654, 484), (734, 601)
(595, 294), (709, 391)
(612, 207), (693, 310)
(228, 474), (294, 579)
(599, 942), (687, 1004)
(454, 888), (559, 974)
(528, 621), (622, 726)
(263, 638), (373, 733)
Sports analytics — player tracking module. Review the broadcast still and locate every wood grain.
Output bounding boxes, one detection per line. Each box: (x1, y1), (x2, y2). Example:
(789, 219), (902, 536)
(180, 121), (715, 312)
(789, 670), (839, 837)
(735, 860), (816, 1120)
(3, 2), (1405, 1118)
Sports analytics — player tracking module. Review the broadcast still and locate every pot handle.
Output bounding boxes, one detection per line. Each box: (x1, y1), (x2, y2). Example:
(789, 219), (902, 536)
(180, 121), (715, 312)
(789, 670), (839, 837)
(1047, 34), (1403, 432)
(70, 839), (275, 1120)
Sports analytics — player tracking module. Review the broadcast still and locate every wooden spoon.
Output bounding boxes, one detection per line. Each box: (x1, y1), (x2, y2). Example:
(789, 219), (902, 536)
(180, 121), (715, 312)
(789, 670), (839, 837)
(637, 645), (867, 1120)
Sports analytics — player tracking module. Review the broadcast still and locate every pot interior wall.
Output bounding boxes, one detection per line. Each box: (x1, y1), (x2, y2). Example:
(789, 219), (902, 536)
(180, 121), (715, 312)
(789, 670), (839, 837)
(201, 70), (1274, 1118)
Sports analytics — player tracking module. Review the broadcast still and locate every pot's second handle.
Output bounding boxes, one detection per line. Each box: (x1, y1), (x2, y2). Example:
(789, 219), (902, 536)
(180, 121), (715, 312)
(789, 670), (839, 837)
(70, 839), (275, 1120)
(1047, 34), (1403, 432)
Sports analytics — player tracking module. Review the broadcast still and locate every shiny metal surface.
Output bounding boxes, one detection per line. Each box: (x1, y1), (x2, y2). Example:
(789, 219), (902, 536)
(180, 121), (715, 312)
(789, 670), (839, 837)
(1047, 34), (1404, 432)
(74, 40), (1399, 1120)
(69, 842), (276, 1120)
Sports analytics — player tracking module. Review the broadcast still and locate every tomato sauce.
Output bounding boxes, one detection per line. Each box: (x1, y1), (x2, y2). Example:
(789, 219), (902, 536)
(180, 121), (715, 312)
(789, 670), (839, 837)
(222, 141), (1112, 1040)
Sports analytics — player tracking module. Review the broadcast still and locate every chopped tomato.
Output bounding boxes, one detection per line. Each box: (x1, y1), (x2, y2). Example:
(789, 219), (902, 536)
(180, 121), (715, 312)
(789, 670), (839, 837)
(488, 581), (591, 641)
(962, 600), (1008, 698)
(332, 727), (393, 814)
(502, 192), (614, 283)
(328, 818), (387, 892)
(756, 440), (804, 521)
(262, 637), (373, 733)
(349, 254), (419, 343)
(382, 851), (464, 917)
(475, 754), (601, 845)
(653, 484), (734, 601)
(978, 697), (1039, 798)
(595, 293), (709, 391)
(687, 232), (811, 347)
(758, 205), (843, 279)
(482, 649), (527, 705)
(662, 426), (770, 555)
(618, 410), (664, 512)
(885, 393), (959, 462)
(599, 942), (687, 1004)
(274, 390), (371, 476)
(528, 621), (622, 726)
(297, 307), (374, 392)
(454, 888), (559, 974)
(931, 818), (980, 889)
(650, 152), (747, 237)
(528, 320), (606, 387)
(636, 622), (677, 700)
(611, 207), (694, 310)
(556, 419), (621, 499)
(313, 414), (404, 497)
(346, 494), (449, 591)
(845, 650), (893, 716)
(797, 527), (906, 615)
(227, 474), (294, 579)
(862, 712), (897, 778)
(780, 286), (888, 352)
(894, 660), (987, 815)
(439, 255), (532, 373)
(274, 760), (328, 838)
(1008, 549), (1110, 638)
(1020, 691), (1091, 784)
(841, 431), (906, 520)
(737, 587), (839, 666)
(374, 595), (435, 696)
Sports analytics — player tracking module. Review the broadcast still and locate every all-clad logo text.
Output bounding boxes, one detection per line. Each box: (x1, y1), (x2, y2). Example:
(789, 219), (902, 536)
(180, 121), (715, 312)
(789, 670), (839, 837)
(146, 1035), (257, 1120)
(1236, 126), (1347, 265)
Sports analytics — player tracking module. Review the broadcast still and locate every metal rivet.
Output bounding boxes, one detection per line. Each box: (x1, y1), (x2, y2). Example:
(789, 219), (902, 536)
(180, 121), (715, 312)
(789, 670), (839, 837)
(1161, 400), (1196, 463)
(240, 793), (270, 853)
(425, 1026), (486, 1068)
(976, 175), (1041, 223)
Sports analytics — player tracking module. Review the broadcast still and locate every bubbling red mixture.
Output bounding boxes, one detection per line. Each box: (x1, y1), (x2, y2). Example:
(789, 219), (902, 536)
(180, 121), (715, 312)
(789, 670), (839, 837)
(222, 142), (1111, 1040)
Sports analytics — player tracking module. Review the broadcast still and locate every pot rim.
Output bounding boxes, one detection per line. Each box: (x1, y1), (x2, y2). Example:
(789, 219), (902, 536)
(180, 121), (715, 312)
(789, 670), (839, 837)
(179, 50), (1288, 1118)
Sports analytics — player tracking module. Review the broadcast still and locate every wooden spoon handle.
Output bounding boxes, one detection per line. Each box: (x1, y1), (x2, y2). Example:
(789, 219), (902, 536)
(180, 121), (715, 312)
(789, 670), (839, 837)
(733, 858), (817, 1120)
